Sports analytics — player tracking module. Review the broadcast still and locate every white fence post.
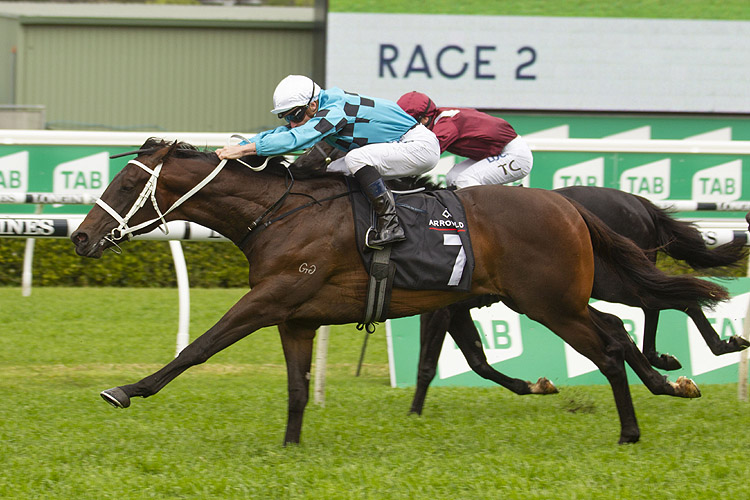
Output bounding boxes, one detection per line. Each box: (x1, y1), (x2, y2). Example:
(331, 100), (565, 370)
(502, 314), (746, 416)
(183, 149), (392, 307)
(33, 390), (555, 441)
(21, 237), (35, 297)
(313, 325), (330, 406)
(169, 240), (191, 356)
(21, 204), (43, 297)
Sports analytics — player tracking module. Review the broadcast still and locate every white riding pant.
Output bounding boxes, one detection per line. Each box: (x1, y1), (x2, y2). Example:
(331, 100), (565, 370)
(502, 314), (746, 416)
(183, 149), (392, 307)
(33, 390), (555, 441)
(445, 136), (533, 188)
(326, 124), (441, 180)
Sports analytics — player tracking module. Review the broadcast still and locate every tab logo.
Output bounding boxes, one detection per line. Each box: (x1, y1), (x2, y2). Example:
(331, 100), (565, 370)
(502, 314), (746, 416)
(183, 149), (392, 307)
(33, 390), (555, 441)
(692, 160), (742, 202)
(0, 151), (29, 192)
(53, 152), (109, 196)
(552, 158), (604, 188)
(619, 159), (670, 200)
(437, 302), (522, 379)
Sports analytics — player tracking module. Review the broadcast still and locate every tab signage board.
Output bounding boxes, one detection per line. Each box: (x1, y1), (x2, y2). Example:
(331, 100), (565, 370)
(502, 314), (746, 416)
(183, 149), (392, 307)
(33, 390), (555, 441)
(0, 146), (133, 215)
(2, 115), (749, 217)
(422, 114), (750, 218)
(387, 278), (750, 388)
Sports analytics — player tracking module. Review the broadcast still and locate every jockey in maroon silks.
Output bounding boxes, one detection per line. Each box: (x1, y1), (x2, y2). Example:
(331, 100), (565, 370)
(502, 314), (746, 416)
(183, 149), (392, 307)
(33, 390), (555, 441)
(397, 91), (533, 189)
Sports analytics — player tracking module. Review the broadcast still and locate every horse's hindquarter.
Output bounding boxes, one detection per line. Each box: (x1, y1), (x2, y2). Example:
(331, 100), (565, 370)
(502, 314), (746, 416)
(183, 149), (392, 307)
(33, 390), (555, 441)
(458, 186), (595, 320)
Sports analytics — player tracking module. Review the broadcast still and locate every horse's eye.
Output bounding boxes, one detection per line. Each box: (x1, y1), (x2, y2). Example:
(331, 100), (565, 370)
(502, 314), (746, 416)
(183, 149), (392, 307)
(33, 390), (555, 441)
(119, 168), (141, 192)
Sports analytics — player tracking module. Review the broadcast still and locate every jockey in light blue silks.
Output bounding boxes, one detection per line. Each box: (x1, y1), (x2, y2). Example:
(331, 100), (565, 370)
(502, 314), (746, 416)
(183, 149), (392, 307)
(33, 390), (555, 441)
(216, 75), (440, 248)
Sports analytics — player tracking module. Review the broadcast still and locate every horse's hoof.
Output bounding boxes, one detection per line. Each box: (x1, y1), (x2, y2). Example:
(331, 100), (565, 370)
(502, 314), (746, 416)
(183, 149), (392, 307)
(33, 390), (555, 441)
(650, 353), (682, 371)
(531, 377), (559, 395)
(100, 387), (131, 408)
(675, 376), (701, 398)
(729, 335), (750, 351)
(618, 432), (640, 445)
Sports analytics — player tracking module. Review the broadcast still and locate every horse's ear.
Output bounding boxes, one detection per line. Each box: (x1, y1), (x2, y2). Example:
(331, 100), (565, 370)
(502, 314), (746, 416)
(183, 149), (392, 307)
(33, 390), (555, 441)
(147, 141), (179, 164)
(166, 140), (180, 159)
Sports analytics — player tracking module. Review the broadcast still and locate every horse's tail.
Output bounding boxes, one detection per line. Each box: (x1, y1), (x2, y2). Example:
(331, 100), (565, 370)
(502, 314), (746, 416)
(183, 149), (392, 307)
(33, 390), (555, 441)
(636, 196), (748, 270)
(569, 199), (729, 310)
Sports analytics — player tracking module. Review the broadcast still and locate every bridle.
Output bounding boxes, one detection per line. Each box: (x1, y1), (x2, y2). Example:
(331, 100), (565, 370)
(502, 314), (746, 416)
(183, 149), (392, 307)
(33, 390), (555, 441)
(97, 137), (273, 251)
(95, 136), (326, 253)
(95, 156), (231, 253)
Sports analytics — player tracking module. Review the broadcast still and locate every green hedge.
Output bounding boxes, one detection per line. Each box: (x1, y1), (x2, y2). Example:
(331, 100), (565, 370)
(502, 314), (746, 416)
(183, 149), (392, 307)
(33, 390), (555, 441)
(0, 238), (745, 288)
(0, 239), (249, 288)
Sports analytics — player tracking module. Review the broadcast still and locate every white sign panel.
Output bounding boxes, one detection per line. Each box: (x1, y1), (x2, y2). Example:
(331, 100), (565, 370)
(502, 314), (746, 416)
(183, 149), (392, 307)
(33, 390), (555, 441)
(687, 292), (749, 376)
(0, 152), (29, 192)
(53, 152), (109, 196)
(326, 13), (750, 113)
(437, 302), (523, 379)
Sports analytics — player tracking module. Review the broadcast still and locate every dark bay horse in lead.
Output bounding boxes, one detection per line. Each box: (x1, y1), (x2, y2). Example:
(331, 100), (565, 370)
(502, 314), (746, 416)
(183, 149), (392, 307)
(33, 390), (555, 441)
(71, 139), (727, 445)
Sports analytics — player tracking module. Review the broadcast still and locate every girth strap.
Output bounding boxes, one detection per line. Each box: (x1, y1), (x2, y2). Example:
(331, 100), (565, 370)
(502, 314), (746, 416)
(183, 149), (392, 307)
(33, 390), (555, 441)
(357, 245), (395, 333)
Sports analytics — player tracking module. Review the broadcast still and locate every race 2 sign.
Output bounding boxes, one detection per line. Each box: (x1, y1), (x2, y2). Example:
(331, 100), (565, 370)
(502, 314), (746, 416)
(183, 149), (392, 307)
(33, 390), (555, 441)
(326, 13), (750, 113)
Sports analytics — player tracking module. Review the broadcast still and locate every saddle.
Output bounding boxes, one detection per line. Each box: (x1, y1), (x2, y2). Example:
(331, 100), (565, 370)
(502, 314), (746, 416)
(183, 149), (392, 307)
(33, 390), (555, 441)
(347, 181), (475, 327)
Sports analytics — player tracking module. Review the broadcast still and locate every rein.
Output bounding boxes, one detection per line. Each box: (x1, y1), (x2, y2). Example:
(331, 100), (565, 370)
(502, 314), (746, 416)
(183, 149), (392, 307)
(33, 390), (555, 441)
(99, 138), (347, 253)
(99, 148), (348, 254)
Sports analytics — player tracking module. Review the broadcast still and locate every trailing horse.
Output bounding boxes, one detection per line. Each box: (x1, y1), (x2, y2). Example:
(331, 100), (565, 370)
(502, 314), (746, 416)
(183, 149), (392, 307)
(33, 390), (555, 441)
(71, 139), (726, 445)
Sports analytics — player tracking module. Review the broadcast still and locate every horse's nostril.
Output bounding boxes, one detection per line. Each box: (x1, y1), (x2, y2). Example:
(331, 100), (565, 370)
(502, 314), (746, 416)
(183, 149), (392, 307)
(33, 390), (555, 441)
(72, 231), (88, 244)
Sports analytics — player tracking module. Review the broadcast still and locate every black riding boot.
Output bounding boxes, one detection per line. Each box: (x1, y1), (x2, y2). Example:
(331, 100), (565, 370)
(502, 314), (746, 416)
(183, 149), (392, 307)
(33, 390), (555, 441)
(355, 165), (406, 248)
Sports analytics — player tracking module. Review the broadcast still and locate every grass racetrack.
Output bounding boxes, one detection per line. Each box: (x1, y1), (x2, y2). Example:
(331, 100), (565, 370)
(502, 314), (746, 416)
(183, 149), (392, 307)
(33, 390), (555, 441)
(1, 287), (750, 499)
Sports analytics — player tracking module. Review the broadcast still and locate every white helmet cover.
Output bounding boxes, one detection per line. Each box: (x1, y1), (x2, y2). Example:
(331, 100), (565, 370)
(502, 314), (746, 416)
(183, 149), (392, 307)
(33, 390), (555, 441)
(271, 75), (321, 114)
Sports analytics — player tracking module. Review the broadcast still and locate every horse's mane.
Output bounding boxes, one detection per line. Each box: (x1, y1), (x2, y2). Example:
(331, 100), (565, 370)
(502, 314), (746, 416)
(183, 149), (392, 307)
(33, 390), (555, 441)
(141, 137), (317, 178)
(141, 137), (218, 161)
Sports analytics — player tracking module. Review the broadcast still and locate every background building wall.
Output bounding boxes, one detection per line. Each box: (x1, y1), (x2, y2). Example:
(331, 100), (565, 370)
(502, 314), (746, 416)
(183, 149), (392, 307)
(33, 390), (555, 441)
(0, 15), (19, 105)
(1, 3), (318, 133)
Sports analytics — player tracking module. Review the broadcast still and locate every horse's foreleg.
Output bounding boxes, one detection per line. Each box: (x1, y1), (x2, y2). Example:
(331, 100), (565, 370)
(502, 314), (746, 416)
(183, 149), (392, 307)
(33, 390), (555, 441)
(641, 308), (682, 370)
(686, 306), (750, 355)
(411, 309), (451, 415)
(447, 306), (557, 396)
(278, 322), (316, 446)
(101, 288), (285, 408)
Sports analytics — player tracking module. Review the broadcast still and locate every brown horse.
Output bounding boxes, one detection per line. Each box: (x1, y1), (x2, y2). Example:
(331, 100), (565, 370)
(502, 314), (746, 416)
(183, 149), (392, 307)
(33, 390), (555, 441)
(409, 187), (748, 415)
(71, 139), (726, 445)
(297, 141), (748, 370)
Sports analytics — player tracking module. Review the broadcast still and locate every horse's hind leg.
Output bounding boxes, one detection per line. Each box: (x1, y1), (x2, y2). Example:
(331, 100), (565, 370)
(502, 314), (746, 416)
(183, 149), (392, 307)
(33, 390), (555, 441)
(278, 322), (316, 446)
(446, 306), (557, 396)
(540, 311), (640, 444)
(411, 309), (452, 415)
(589, 307), (700, 399)
(641, 309), (682, 370)
(686, 306), (750, 355)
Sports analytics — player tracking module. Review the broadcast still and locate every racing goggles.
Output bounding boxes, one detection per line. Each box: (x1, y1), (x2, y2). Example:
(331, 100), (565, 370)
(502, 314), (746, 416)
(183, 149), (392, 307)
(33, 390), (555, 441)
(279, 106), (308, 123)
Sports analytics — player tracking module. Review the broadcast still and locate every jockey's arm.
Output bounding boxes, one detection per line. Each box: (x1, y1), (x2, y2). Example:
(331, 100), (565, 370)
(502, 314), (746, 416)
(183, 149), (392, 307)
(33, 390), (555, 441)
(216, 142), (256, 160)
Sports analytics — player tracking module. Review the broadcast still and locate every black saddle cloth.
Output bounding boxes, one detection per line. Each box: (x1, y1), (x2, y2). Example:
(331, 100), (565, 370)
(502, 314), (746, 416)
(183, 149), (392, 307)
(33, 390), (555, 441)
(349, 186), (475, 292)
